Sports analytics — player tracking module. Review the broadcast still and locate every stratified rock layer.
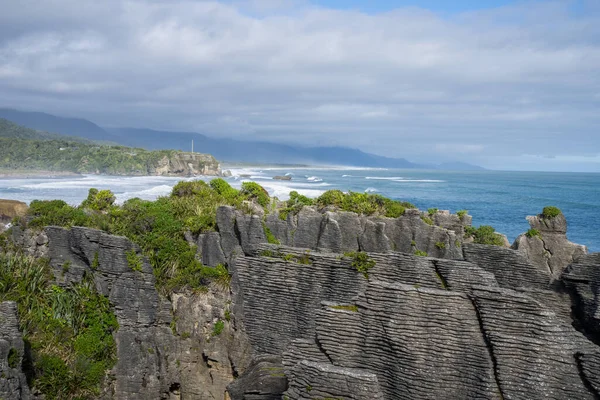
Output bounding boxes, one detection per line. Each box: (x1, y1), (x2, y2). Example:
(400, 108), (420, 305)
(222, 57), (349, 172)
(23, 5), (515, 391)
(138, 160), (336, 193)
(0, 302), (31, 400)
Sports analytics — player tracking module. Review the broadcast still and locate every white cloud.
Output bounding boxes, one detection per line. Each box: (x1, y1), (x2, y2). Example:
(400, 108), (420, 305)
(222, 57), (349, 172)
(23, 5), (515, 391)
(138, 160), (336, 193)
(0, 0), (598, 170)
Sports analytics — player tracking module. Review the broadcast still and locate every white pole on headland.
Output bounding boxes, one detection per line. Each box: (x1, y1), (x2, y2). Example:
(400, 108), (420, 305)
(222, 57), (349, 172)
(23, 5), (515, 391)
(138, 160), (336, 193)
(192, 140), (194, 153)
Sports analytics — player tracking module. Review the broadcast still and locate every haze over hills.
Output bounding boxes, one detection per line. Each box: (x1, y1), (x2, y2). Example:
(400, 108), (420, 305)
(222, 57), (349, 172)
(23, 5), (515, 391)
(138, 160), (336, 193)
(0, 108), (484, 170)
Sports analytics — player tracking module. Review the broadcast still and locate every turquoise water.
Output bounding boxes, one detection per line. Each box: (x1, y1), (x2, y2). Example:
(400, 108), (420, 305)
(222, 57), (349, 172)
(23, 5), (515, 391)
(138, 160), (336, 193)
(1, 167), (598, 251)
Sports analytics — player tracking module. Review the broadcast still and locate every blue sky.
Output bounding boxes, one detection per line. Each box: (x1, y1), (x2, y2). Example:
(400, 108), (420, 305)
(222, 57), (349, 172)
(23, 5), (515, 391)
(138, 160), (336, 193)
(0, 0), (599, 172)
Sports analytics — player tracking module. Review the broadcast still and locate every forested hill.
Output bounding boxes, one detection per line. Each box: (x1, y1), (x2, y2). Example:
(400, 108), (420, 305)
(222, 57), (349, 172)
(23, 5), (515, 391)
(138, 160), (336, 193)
(0, 119), (220, 176)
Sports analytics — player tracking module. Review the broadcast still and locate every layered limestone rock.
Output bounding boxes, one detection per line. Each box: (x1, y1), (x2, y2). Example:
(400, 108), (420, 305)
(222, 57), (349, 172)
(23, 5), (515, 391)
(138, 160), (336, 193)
(562, 253), (600, 342)
(41, 226), (252, 400)
(512, 212), (587, 279)
(229, 239), (600, 399)
(4, 208), (600, 400)
(152, 152), (221, 177)
(212, 206), (469, 266)
(0, 302), (32, 400)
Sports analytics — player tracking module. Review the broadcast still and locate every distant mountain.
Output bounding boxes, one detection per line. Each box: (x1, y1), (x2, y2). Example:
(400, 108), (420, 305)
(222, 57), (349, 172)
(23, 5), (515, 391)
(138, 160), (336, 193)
(0, 118), (93, 143)
(0, 108), (109, 142)
(435, 161), (486, 171)
(0, 108), (484, 170)
(107, 127), (421, 168)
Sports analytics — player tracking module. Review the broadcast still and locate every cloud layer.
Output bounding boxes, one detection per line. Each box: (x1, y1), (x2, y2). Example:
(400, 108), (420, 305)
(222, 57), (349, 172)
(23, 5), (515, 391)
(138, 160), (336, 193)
(0, 0), (599, 170)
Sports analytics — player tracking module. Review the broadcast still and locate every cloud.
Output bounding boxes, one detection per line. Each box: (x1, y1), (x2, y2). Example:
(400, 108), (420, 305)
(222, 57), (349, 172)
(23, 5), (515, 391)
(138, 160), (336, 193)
(0, 0), (599, 170)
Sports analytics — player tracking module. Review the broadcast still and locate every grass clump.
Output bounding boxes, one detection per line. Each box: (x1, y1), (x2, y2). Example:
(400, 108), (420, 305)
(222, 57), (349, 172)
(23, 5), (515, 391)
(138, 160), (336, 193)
(427, 208), (438, 215)
(542, 206), (562, 219)
(414, 250), (428, 257)
(316, 190), (415, 218)
(262, 222), (280, 245)
(212, 320), (225, 336)
(526, 229), (541, 238)
(435, 242), (446, 249)
(126, 250), (143, 272)
(0, 253), (118, 399)
(344, 251), (376, 278)
(421, 216), (433, 225)
(464, 226), (505, 246)
(8, 347), (19, 369)
(279, 191), (314, 221)
(456, 210), (468, 219)
(241, 182), (270, 208)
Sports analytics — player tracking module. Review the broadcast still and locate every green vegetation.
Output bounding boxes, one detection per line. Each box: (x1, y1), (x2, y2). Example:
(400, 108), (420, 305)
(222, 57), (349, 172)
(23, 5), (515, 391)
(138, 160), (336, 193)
(279, 191), (314, 221)
(428, 208), (438, 215)
(456, 210), (468, 219)
(81, 189), (115, 211)
(542, 206), (562, 219)
(421, 216), (433, 225)
(464, 226), (505, 246)
(414, 250), (428, 257)
(328, 304), (358, 312)
(22, 181), (263, 294)
(435, 242), (446, 249)
(262, 222), (280, 245)
(126, 250), (143, 272)
(0, 253), (117, 399)
(315, 190), (415, 217)
(344, 251), (376, 278)
(240, 182), (270, 208)
(212, 320), (225, 336)
(526, 229), (541, 238)
(8, 347), (19, 369)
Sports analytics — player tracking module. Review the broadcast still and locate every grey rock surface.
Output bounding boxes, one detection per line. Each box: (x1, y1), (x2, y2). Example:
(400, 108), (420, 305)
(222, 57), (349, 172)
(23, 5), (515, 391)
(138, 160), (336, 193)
(512, 213), (587, 279)
(0, 302), (32, 400)
(562, 253), (600, 341)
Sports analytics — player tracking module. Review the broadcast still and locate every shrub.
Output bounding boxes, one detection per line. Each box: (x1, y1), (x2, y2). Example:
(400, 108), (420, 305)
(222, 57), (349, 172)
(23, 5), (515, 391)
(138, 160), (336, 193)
(279, 191), (314, 220)
(344, 251), (376, 278)
(316, 190), (414, 218)
(526, 229), (541, 238)
(435, 242), (446, 249)
(542, 206), (562, 219)
(81, 188), (116, 211)
(209, 178), (238, 200)
(28, 200), (88, 228)
(465, 225), (505, 246)
(457, 210), (468, 219)
(241, 182), (270, 207)
(428, 208), (438, 215)
(414, 250), (428, 257)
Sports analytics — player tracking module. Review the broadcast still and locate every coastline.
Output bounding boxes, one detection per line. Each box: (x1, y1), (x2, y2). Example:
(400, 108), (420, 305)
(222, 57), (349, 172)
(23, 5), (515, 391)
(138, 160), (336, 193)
(0, 170), (83, 179)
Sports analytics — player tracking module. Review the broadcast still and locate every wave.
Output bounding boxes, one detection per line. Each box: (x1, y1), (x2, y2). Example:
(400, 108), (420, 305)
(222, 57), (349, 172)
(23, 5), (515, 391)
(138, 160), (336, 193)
(365, 176), (404, 180)
(392, 179), (445, 183)
(365, 187), (378, 193)
(306, 176), (323, 182)
(116, 185), (175, 203)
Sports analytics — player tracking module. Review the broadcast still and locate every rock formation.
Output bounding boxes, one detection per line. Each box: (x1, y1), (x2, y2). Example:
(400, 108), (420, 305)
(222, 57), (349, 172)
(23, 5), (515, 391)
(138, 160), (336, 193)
(152, 152), (221, 176)
(0, 302), (32, 400)
(1, 206), (599, 399)
(512, 212), (587, 279)
(0, 200), (28, 232)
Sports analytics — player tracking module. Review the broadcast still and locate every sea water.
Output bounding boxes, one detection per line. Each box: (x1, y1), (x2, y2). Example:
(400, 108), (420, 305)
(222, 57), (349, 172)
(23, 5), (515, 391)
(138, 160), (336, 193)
(1, 166), (598, 251)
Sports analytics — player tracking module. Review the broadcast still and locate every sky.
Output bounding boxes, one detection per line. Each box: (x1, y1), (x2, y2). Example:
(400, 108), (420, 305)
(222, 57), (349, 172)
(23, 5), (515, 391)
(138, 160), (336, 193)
(0, 0), (599, 172)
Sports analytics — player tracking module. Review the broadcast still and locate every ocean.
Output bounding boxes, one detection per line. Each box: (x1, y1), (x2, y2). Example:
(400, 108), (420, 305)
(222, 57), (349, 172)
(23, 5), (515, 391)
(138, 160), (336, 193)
(1, 166), (598, 252)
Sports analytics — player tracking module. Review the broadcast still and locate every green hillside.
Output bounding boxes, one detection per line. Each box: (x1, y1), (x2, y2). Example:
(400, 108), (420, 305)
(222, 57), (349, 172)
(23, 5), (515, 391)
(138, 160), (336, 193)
(0, 118), (177, 175)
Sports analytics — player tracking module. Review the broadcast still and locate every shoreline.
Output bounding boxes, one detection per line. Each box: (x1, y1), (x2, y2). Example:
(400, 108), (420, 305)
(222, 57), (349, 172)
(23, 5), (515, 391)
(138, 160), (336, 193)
(0, 170), (83, 179)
